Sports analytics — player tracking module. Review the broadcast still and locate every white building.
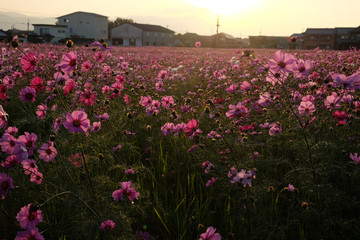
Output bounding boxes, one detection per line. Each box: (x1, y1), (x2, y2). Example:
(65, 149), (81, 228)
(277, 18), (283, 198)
(111, 23), (175, 46)
(56, 11), (108, 41)
(33, 24), (67, 44)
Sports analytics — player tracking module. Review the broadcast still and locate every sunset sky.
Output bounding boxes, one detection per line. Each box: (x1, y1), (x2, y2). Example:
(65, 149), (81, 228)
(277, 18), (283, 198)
(1, 0), (360, 37)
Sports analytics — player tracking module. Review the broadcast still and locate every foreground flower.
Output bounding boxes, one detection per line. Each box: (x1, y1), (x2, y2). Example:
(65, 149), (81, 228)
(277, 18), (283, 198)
(38, 143), (58, 162)
(298, 101), (316, 116)
(112, 181), (140, 203)
(199, 226), (222, 240)
(15, 227), (44, 240)
(21, 52), (37, 73)
(0, 172), (14, 199)
(60, 51), (78, 74)
(268, 50), (296, 73)
(19, 86), (36, 103)
(16, 204), (43, 229)
(100, 220), (116, 231)
(63, 110), (90, 133)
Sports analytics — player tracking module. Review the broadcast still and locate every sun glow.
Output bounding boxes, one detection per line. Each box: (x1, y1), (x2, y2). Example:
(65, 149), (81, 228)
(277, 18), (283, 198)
(189, 0), (262, 15)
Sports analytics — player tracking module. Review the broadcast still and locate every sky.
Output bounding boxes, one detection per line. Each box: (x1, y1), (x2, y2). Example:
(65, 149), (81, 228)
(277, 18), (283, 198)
(1, 0), (360, 38)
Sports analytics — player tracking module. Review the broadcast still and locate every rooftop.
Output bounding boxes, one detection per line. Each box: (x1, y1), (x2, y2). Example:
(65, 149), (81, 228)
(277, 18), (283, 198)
(56, 11), (108, 19)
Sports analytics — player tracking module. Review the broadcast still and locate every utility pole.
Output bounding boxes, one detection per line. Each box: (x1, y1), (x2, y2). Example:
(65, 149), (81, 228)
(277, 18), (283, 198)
(27, 19), (30, 31)
(216, 14), (220, 48)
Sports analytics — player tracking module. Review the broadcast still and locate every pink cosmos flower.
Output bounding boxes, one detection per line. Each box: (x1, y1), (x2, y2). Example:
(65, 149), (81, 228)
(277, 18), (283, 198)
(91, 121), (101, 132)
(100, 220), (116, 231)
(63, 110), (90, 133)
(161, 96), (174, 109)
(17, 132), (37, 156)
(140, 96), (153, 108)
(332, 110), (348, 125)
(0, 133), (16, 154)
(225, 84), (238, 94)
(112, 181), (140, 203)
(3, 76), (15, 88)
(332, 73), (360, 89)
(230, 168), (256, 187)
(184, 119), (199, 137)
(15, 227), (44, 240)
(36, 104), (47, 119)
(286, 184), (296, 192)
(21, 52), (37, 73)
(240, 81), (251, 91)
(19, 86), (36, 103)
(1, 155), (20, 168)
(206, 177), (218, 187)
(225, 102), (248, 119)
(324, 94), (341, 110)
(294, 59), (312, 79)
(94, 51), (104, 62)
(268, 50), (296, 73)
(350, 153), (360, 165)
(16, 204), (43, 229)
(298, 101), (316, 116)
(5, 126), (18, 135)
(37, 143), (58, 162)
(30, 171), (43, 184)
(79, 90), (98, 106)
(60, 51), (78, 74)
(30, 76), (44, 93)
(257, 92), (273, 107)
(269, 122), (282, 136)
(81, 60), (92, 72)
(199, 226), (222, 240)
(195, 41), (201, 48)
(125, 168), (136, 175)
(22, 159), (38, 175)
(0, 172), (14, 199)
(161, 122), (175, 136)
(90, 41), (112, 51)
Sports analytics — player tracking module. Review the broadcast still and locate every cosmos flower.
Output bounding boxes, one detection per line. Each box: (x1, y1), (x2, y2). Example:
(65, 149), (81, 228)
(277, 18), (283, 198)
(60, 51), (78, 74)
(16, 204), (43, 229)
(199, 226), (222, 240)
(20, 52), (37, 73)
(63, 110), (90, 133)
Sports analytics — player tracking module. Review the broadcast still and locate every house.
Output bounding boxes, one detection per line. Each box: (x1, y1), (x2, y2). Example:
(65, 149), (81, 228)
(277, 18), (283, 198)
(0, 29), (7, 41)
(249, 36), (288, 49)
(303, 28), (336, 50)
(335, 27), (360, 50)
(33, 24), (67, 43)
(56, 11), (108, 41)
(111, 23), (175, 46)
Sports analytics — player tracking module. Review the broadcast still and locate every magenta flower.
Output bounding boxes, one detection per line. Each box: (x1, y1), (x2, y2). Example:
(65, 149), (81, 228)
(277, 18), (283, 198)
(324, 93), (341, 110)
(0, 133), (17, 154)
(298, 101), (316, 116)
(112, 181), (140, 203)
(140, 96), (153, 108)
(60, 51), (78, 74)
(332, 73), (360, 89)
(30, 76), (44, 93)
(19, 86), (36, 103)
(286, 184), (296, 192)
(225, 84), (238, 94)
(269, 122), (282, 136)
(332, 110), (348, 125)
(16, 204), (43, 229)
(195, 41), (201, 48)
(225, 102), (248, 119)
(294, 59), (312, 78)
(15, 227), (44, 240)
(100, 220), (116, 231)
(20, 52), (37, 73)
(22, 159), (38, 175)
(30, 171), (43, 184)
(161, 122), (175, 136)
(257, 92), (273, 107)
(90, 41), (112, 51)
(350, 153), (360, 165)
(199, 226), (222, 240)
(18, 132), (37, 156)
(79, 90), (98, 106)
(36, 104), (47, 119)
(63, 110), (90, 133)
(125, 168), (136, 175)
(161, 96), (174, 109)
(268, 50), (296, 73)
(184, 119), (201, 138)
(37, 143), (58, 162)
(0, 172), (14, 199)
(206, 177), (218, 187)
(1, 155), (20, 168)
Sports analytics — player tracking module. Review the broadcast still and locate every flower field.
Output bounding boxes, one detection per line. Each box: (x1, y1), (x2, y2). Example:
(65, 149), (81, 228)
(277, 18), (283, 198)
(0, 40), (359, 239)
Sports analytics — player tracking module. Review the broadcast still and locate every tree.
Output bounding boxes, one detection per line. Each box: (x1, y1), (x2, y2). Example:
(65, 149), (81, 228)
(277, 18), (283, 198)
(108, 17), (134, 39)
